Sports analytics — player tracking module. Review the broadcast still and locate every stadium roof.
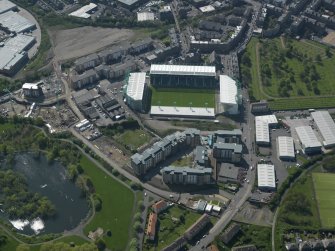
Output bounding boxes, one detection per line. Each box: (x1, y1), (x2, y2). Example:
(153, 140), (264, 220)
(311, 111), (335, 147)
(219, 75), (237, 105)
(126, 72), (146, 101)
(69, 3), (97, 18)
(277, 136), (295, 158)
(151, 106), (215, 118)
(257, 164), (275, 189)
(0, 11), (35, 33)
(0, 0), (16, 14)
(137, 12), (154, 21)
(295, 126), (322, 149)
(150, 64), (216, 77)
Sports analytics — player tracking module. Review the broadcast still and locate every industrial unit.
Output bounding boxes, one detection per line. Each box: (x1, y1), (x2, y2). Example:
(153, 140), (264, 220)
(150, 64), (217, 89)
(69, 3), (97, 18)
(295, 126), (322, 154)
(257, 164), (276, 191)
(277, 136), (295, 160)
(219, 75), (241, 115)
(0, 0), (17, 14)
(125, 72), (148, 112)
(255, 115), (278, 145)
(311, 111), (335, 148)
(0, 11), (36, 33)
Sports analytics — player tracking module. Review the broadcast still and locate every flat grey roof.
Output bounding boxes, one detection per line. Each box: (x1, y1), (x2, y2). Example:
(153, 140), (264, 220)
(311, 111), (335, 147)
(219, 164), (239, 180)
(277, 136), (295, 158)
(0, 0), (17, 14)
(295, 126), (322, 149)
(213, 142), (242, 153)
(0, 11), (35, 33)
(117, 0), (139, 6)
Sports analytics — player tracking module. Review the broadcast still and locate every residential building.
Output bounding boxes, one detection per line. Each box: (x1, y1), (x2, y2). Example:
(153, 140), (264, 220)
(295, 126), (322, 154)
(150, 64), (217, 89)
(146, 212), (157, 241)
(71, 69), (99, 89)
(161, 166), (212, 185)
(159, 5), (174, 22)
(221, 223), (241, 244)
(218, 164), (239, 183)
(213, 143), (242, 163)
(152, 200), (168, 214)
(129, 38), (153, 54)
(74, 54), (101, 73)
(161, 236), (187, 251)
(257, 164), (276, 191)
(98, 45), (127, 64)
(231, 245), (257, 251)
(184, 214), (210, 240)
(214, 129), (242, 144)
(125, 72), (149, 112)
(195, 146), (208, 166)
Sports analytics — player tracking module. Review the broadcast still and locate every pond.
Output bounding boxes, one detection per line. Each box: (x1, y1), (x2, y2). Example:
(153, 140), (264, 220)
(0, 153), (90, 235)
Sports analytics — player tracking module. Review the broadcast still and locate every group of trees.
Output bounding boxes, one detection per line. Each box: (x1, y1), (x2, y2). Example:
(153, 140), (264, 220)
(16, 242), (98, 251)
(0, 170), (56, 220)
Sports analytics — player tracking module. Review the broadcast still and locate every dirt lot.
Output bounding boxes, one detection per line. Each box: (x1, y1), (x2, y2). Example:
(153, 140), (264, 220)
(322, 32), (335, 46)
(50, 27), (135, 61)
(233, 202), (274, 226)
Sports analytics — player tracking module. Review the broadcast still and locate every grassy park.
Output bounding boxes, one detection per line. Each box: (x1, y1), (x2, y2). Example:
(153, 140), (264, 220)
(81, 156), (134, 250)
(151, 88), (215, 108)
(241, 37), (335, 110)
(313, 173), (335, 228)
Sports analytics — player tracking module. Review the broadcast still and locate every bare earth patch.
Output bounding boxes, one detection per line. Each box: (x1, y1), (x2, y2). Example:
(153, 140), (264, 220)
(322, 32), (335, 46)
(50, 27), (135, 61)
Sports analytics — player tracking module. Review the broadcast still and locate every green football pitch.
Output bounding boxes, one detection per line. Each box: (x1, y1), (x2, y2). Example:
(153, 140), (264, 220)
(151, 88), (216, 108)
(313, 173), (335, 228)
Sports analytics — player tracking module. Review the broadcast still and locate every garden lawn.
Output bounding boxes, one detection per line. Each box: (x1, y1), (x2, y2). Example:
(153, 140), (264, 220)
(114, 129), (152, 151)
(144, 206), (201, 251)
(151, 88), (215, 108)
(313, 173), (335, 228)
(81, 156), (134, 250)
(0, 229), (19, 251)
(269, 96), (335, 110)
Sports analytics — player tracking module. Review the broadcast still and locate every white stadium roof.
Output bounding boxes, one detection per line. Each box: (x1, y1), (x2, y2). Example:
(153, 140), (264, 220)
(137, 12), (154, 21)
(219, 75), (237, 105)
(0, 0), (17, 14)
(257, 164), (276, 189)
(277, 136), (295, 159)
(311, 111), (335, 147)
(295, 126), (322, 149)
(69, 3), (97, 18)
(0, 11), (35, 33)
(150, 64), (216, 77)
(151, 106), (215, 118)
(126, 72), (146, 101)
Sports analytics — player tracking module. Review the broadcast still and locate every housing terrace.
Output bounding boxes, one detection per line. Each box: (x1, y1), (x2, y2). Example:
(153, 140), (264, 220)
(161, 236), (187, 251)
(184, 214), (210, 240)
(71, 69), (98, 89)
(221, 223), (241, 244)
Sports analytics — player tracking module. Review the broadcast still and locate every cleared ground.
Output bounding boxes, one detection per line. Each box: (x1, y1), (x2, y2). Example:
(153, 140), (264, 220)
(313, 173), (335, 228)
(151, 88), (215, 108)
(51, 27), (135, 60)
(322, 32), (335, 46)
(114, 129), (152, 151)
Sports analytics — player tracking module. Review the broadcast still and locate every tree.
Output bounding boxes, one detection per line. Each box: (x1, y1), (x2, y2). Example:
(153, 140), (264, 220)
(0, 235), (7, 246)
(133, 221), (142, 233)
(326, 47), (332, 58)
(137, 200), (144, 211)
(134, 212), (142, 222)
(130, 238), (138, 249)
(95, 238), (106, 251)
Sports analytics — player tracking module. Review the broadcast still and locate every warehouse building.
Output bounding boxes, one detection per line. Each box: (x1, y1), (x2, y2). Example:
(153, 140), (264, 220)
(219, 75), (241, 115)
(0, 49), (28, 75)
(0, 11), (36, 33)
(161, 166), (212, 185)
(4, 34), (36, 52)
(257, 164), (276, 191)
(69, 3), (97, 18)
(277, 136), (295, 161)
(255, 115), (278, 145)
(0, 0), (17, 14)
(137, 12), (155, 22)
(125, 72), (148, 112)
(150, 64), (217, 89)
(311, 111), (335, 148)
(295, 126), (322, 154)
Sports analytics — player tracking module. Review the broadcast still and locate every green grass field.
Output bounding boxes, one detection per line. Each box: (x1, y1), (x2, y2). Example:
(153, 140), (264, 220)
(143, 206), (201, 251)
(114, 129), (152, 151)
(151, 88), (215, 108)
(242, 37), (335, 110)
(313, 173), (335, 228)
(80, 156), (134, 250)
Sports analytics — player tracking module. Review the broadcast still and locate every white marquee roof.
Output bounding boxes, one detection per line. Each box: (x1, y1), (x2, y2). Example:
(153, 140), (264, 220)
(69, 3), (97, 18)
(277, 136), (295, 158)
(257, 164), (275, 189)
(126, 72), (146, 101)
(311, 111), (335, 147)
(150, 64), (216, 77)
